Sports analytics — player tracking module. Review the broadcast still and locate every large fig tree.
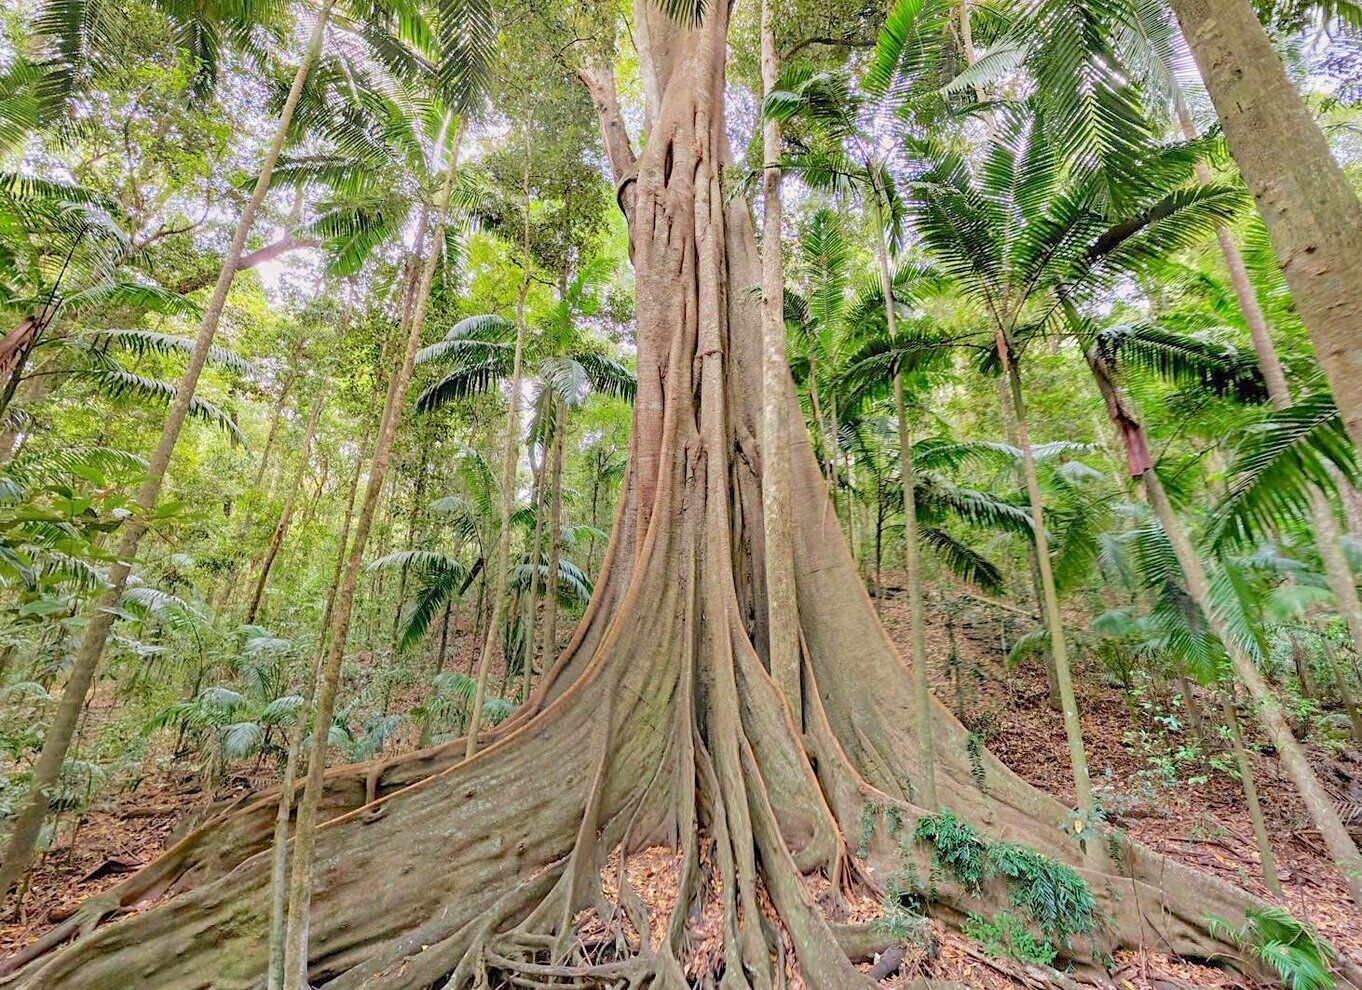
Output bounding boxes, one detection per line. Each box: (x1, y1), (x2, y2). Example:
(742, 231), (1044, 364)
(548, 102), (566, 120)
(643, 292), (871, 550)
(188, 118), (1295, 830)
(1, 2), (1272, 988)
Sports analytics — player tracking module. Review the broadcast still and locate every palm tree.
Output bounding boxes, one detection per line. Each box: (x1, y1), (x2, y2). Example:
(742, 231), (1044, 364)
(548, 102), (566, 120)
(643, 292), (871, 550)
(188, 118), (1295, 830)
(1005, 116), (1362, 897)
(0, 174), (203, 429)
(415, 264), (634, 697)
(983, 0), (1362, 707)
(0, 0), (439, 900)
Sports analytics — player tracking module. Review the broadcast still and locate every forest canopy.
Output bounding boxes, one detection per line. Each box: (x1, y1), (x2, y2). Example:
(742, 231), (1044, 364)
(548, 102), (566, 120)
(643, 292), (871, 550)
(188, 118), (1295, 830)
(2, 0), (1362, 988)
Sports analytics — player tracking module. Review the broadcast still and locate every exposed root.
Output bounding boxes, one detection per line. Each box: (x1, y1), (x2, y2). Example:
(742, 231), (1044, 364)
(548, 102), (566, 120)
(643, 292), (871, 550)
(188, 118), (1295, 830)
(0, 3), (1329, 987)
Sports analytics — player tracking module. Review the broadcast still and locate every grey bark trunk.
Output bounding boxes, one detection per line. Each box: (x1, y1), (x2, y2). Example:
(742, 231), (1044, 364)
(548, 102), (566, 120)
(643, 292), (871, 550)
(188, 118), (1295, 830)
(759, 0), (802, 717)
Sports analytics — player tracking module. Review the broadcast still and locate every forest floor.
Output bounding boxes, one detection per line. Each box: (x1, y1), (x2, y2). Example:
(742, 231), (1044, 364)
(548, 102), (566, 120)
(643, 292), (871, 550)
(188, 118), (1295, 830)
(4, 576), (1362, 988)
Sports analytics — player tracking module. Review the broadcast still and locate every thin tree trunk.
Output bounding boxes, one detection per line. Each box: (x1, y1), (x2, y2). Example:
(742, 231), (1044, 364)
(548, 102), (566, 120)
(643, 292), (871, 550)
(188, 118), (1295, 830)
(1144, 456), (1362, 901)
(282, 129), (462, 988)
(1219, 689), (1284, 896)
(1001, 335), (1093, 815)
(393, 451), (430, 650)
(998, 354), (1061, 711)
(437, 600), (453, 674)
(466, 107), (535, 759)
(1085, 333), (1362, 897)
(1320, 632), (1362, 746)
(1168, 0), (1362, 452)
(248, 389), (325, 624)
(1176, 102), (1362, 704)
(758, 0), (801, 716)
(255, 363), (302, 491)
(520, 416), (548, 702)
(875, 198), (937, 810)
(537, 398), (566, 679)
(0, 0), (337, 901)
(265, 428), (368, 990)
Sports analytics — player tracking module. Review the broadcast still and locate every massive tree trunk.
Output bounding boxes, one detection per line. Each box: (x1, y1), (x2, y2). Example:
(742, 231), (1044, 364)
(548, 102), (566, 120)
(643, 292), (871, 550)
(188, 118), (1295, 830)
(1168, 0), (1362, 452)
(0, 6), (1291, 988)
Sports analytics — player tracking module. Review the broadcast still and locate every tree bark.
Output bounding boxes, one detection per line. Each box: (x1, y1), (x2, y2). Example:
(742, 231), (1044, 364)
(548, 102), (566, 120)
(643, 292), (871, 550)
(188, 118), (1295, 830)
(759, 0), (801, 717)
(1, 7), (1287, 987)
(0, 0), (337, 902)
(1168, 0), (1362, 452)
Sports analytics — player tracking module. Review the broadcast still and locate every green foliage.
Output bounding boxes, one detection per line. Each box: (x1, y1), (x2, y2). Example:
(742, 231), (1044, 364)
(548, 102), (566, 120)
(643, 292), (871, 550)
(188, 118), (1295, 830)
(963, 910), (1058, 967)
(914, 808), (989, 892)
(1208, 907), (1337, 990)
(985, 841), (1097, 943)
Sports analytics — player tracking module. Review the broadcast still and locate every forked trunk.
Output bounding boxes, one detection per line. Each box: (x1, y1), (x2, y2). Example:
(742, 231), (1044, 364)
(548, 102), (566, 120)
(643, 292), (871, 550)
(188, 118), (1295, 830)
(0, 6), (1297, 988)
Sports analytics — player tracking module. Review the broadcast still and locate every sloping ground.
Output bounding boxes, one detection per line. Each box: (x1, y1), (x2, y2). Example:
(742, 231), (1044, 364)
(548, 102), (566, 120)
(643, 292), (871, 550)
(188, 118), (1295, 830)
(3, 585), (1360, 986)
(874, 577), (1362, 970)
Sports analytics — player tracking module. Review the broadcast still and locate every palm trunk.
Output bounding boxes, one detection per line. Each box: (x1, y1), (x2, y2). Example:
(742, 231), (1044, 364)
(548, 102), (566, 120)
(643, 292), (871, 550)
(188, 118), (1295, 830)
(466, 125), (534, 758)
(393, 452), (430, 650)
(1085, 332), (1362, 897)
(873, 195), (937, 809)
(1000, 332), (1093, 815)
(536, 398), (566, 679)
(281, 130), (463, 988)
(520, 419), (548, 702)
(998, 357), (1061, 710)
(1168, 0), (1362, 452)
(0, 0), (337, 901)
(1219, 689), (1284, 896)
(806, 354), (836, 496)
(248, 389), (325, 624)
(1143, 437), (1362, 901)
